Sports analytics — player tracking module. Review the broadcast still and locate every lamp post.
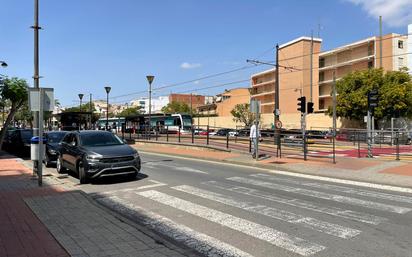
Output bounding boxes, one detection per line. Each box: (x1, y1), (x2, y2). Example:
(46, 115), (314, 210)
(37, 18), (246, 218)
(104, 86), (111, 130)
(78, 94), (84, 111)
(78, 94), (84, 130)
(146, 75), (155, 138)
(0, 61), (7, 124)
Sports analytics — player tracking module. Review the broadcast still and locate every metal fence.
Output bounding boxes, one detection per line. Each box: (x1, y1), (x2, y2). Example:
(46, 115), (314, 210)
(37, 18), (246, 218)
(119, 125), (412, 163)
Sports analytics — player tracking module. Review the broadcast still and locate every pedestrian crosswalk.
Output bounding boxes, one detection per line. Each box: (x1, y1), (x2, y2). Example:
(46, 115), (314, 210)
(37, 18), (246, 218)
(96, 173), (412, 257)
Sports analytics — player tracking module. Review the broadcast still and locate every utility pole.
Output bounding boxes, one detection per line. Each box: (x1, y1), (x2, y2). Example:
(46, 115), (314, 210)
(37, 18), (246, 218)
(379, 16), (383, 68)
(332, 71), (337, 164)
(310, 30), (313, 103)
(275, 44), (281, 157)
(31, 0), (41, 176)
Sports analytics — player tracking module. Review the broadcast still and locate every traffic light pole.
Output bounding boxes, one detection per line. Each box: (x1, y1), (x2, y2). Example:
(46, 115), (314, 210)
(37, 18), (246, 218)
(275, 45), (281, 158)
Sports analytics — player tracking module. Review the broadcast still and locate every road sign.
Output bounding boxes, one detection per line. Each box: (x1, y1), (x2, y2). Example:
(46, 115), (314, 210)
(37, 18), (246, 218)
(250, 100), (261, 114)
(29, 88), (54, 112)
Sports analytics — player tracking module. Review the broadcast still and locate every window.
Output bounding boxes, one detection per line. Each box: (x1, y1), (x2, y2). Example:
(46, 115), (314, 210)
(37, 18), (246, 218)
(319, 72), (325, 82)
(398, 40), (404, 49)
(319, 58), (325, 68)
(368, 61), (374, 69)
(398, 57), (404, 67)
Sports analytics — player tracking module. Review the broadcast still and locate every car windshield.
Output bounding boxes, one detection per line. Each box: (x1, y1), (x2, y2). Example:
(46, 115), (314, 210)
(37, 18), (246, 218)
(47, 132), (67, 143)
(80, 133), (123, 147)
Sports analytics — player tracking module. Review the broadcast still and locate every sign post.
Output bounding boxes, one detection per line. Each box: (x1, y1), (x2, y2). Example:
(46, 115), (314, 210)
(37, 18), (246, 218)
(29, 87), (54, 186)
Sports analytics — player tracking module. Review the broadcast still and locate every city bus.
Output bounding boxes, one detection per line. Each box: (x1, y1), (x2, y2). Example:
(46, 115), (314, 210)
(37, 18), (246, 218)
(124, 113), (192, 133)
(97, 117), (125, 131)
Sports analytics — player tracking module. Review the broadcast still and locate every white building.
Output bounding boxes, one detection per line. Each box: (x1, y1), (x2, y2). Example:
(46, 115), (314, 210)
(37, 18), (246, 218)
(408, 24), (412, 75)
(130, 96), (169, 114)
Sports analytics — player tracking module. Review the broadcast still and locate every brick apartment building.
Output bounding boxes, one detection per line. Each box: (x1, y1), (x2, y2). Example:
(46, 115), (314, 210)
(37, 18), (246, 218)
(251, 32), (409, 128)
(197, 88), (250, 116)
(169, 94), (205, 109)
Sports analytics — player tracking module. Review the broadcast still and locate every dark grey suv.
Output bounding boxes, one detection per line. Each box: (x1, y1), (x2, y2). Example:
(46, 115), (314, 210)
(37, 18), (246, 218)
(57, 130), (141, 184)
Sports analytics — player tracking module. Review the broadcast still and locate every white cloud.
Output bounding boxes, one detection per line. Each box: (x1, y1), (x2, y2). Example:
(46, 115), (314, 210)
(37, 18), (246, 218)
(180, 62), (202, 69)
(345, 0), (412, 27)
(194, 80), (200, 84)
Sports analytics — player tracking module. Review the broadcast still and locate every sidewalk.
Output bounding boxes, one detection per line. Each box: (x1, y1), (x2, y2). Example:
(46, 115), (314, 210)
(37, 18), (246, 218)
(134, 142), (412, 189)
(0, 152), (195, 257)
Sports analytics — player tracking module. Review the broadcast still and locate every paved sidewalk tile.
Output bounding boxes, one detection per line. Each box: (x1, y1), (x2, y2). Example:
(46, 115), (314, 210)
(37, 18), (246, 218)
(25, 191), (190, 257)
(0, 157), (69, 257)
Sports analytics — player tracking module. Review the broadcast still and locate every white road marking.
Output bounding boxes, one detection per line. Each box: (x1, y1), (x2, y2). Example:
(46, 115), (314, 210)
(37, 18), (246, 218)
(140, 151), (412, 194)
(137, 190), (325, 256)
(173, 185), (360, 239)
(203, 181), (386, 225)
(145, 162), (208, 174)
(252, 174), (412, 204)
(227, 177), (411, 214)
(98, 196), (253, 257)
(100, 180), (167, 195)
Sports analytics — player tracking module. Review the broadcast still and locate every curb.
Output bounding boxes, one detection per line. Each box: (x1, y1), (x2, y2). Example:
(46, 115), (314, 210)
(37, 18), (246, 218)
(134, 140), (232, 152)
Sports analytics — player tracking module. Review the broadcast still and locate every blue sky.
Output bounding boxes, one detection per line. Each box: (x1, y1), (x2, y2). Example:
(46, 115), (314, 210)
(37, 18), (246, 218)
(0, 0), (410, 107)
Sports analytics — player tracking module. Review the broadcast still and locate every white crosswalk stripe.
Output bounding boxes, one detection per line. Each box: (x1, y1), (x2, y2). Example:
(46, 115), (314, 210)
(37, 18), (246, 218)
(252, 173), (412, 204)
(137, 190), (326, 256)
(145, 162), (209, 174)
(173, 185), (361, 239)
(227, 177), (411, 214)
(203, 180), (387, 225)
(97, 196), (254, 257)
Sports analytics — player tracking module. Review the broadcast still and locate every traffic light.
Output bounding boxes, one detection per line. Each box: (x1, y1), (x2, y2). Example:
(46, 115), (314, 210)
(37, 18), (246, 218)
(368, 89), (379, 110)
(307, 102), (314, 114)
(297, 96), (306, 113)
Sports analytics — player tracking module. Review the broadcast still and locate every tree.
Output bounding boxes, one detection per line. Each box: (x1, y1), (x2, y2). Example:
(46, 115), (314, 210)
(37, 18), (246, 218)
(327, 68), (412, 122)
(161, 101), (190, 114)
(117, 107), (141, 117)
(0, 77), (29, 149)
(231, 103), (256, 127)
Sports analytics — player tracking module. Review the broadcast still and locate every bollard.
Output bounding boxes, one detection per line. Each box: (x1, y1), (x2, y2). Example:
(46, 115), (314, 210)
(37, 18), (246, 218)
(226, 132), (229, 149)
(396, 133), (400, 161)
(303, 134), (307, 161)
(178, 127), (181, 143)
(155, 128), (158, 141)
(249, 138), (251, 153)
(166, 126), (169, 142)
(192, 126), (194, 144)
(357, 132), (361, 158)
(206, 125), (210, 145)
(332, 133), (336, 164)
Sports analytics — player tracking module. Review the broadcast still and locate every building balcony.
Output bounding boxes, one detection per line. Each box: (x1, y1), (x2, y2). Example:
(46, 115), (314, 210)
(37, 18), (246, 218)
(251, 79), (275, 87)
(319, 55), (374, 71)
(251, 90), (275, 98)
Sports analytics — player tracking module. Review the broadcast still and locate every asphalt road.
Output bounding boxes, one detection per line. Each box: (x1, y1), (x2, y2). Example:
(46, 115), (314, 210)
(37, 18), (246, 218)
(42, 152), (412, 257)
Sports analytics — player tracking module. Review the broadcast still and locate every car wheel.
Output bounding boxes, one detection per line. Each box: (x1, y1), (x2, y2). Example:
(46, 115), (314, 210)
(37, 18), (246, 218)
(78, 161), (89, 184)
(44, 155), (51, 168)
(56, 157), (66, 174)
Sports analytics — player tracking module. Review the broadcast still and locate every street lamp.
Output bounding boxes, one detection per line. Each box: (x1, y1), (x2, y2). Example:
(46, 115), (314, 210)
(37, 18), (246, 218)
(78, 94), (84, 111)
(146, 75), (155, 137)
(0, 61), (7, 68)
(104, 86), (111, 130)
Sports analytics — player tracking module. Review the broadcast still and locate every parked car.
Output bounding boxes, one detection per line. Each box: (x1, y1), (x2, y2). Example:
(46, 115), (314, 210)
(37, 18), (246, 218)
(57, 130), (141, 184)
(43, 131), (68, 167)
(306, 130), (327, 139)
(2, 129), (33, 155)
(215, 128), (231, 136)
(228, 131), (238, 137)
